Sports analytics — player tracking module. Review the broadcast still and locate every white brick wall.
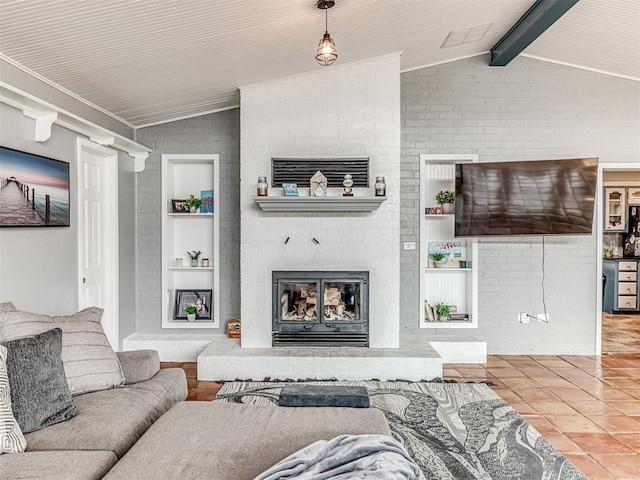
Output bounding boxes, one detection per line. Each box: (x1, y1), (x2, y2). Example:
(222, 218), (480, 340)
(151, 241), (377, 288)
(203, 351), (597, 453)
(240, 54), (402, 348)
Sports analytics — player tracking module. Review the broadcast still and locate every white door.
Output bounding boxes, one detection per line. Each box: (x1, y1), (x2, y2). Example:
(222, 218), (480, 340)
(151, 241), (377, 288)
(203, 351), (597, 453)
(77, 138), (119, 349)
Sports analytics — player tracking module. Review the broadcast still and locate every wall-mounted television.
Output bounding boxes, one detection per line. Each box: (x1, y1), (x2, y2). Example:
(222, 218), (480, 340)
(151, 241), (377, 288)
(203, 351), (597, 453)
(455, 158), (598, 237)
(0, 146), (70, 227)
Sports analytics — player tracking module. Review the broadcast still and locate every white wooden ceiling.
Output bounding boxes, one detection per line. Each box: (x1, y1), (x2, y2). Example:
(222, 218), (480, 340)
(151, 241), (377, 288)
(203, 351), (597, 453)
(0, 0), (638, 127)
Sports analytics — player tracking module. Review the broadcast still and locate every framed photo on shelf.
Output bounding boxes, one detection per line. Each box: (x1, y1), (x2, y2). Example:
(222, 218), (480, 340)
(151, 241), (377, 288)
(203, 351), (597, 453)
(428, 242), (462, 267)
(173, 289), (212, 320)
(171, 199), (188, 213)
(282, 183), (299, 196)
(200, 190), (214, 213)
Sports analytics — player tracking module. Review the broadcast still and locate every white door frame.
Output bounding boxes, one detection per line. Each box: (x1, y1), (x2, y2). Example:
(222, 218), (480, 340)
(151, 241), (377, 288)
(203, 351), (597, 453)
(595, 162), (640, 355)
(76, 138), (119, 349)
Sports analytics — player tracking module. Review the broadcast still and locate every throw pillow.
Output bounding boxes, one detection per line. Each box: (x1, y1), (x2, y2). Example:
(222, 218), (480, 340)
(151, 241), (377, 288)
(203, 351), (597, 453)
(0, 307), (124, 396)
(5, 328), (76, 434)
(0, 345), (26, 454)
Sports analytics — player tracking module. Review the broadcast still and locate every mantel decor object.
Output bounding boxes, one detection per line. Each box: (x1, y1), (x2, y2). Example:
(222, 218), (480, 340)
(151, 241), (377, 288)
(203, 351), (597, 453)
(342, 174), (353, 196)
(310, 171), (328, 197)
(282, 183), (299, 196)
(257, 176), (268, 196)
(375, 176), (386, 197)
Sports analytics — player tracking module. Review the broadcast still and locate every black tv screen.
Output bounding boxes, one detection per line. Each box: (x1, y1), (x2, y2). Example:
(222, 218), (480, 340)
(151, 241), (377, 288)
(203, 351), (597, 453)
(0, 146), (70, 227)
(455, 158), (598, 237)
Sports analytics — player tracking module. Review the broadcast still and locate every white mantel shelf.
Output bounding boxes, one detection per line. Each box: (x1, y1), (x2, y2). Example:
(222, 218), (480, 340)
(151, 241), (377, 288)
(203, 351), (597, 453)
(254, 196), (387, 212)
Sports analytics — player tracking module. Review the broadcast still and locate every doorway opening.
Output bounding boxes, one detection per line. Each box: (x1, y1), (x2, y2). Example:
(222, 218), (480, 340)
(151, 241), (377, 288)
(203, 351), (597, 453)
(598, 164), (640, 354)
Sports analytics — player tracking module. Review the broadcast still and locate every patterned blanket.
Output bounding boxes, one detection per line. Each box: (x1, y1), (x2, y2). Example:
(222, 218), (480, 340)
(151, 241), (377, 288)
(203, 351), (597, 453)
(214, 380), (587, 480)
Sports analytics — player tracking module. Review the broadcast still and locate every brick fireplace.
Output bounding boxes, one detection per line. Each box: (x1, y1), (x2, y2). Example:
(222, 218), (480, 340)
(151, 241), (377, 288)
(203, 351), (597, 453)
(239, 53), (402, 349)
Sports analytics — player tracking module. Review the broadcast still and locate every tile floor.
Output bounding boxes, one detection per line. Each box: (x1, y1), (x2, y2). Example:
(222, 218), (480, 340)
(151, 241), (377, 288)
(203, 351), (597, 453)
(163, 352), (640, 479)
(603, 313), (640, 354)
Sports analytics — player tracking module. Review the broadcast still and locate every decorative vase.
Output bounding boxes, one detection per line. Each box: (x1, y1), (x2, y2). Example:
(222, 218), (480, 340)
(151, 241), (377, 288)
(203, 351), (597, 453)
(186, 313), (196, 322)
(191, 258), (198, 267)
(434, 259), (448, 268)
(441, 203), (454, 214)
(190, 207), (197, 213)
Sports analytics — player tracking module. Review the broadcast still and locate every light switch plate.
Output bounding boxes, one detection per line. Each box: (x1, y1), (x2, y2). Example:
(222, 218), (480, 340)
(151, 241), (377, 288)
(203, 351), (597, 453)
(403, 242), (416, 250)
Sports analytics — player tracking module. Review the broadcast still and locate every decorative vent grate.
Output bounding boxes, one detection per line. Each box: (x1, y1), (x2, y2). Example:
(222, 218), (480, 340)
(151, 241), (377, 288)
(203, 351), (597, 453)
(271, 158), (369, 188)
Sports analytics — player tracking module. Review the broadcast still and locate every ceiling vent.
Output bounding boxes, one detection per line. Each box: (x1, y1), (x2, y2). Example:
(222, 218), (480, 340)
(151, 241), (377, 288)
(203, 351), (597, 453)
(441, 23), (493, 49)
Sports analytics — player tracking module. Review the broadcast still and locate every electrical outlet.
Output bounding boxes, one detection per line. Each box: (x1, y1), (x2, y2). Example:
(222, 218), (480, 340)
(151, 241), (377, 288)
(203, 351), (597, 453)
(518, 313), (530, 324)
(536, 313), (549, 322)
(403, 242), (416, 250)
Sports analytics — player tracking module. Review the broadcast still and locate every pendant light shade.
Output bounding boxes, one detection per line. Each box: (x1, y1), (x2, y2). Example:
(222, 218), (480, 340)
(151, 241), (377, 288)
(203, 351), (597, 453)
(316, 1), (337, 66)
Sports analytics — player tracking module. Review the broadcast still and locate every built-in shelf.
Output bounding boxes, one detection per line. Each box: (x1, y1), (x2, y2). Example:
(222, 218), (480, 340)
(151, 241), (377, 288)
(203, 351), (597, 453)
(254, 196), (386, 212)
(420, 154), (479, 330)
(426, 268), (472, 272)
(168, 212), (214, 217)
(168, 267), (215, 271)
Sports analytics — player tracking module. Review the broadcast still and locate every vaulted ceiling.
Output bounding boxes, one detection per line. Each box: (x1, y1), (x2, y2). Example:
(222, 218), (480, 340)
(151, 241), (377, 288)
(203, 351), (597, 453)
(0, 0), (638, 128)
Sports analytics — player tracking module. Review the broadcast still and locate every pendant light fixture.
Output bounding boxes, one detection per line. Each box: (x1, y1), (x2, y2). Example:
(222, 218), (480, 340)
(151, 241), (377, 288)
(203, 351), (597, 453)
(315, 0), (337, 66)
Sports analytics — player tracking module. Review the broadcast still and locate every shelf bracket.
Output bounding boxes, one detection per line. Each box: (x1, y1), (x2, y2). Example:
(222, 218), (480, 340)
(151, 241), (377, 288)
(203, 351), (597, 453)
(21, 107), (57, 142)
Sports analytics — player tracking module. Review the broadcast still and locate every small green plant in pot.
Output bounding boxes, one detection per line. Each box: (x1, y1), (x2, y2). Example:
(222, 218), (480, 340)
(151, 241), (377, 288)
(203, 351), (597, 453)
(184, 194), (201, 213)
(435, 303), (450, 322)
(431, 252), (449, 268)
(185, 304), (197, 322)
(435, 190), (455, 214)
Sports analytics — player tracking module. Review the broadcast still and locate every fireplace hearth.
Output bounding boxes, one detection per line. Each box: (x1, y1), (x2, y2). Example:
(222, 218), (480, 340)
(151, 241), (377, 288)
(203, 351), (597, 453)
(272, 271), (369, 347)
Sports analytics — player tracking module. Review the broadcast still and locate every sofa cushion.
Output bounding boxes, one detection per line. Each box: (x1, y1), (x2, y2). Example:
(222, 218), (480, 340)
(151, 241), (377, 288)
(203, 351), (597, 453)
(0, 306), (124, 395)
(103, 402), (391, 480)
(116, 350), (160, 385)
(5, 328), (76, 434)
(24, 367), (187, 458)
(0, 345), (26, 453)
(0, 450), (117, 480)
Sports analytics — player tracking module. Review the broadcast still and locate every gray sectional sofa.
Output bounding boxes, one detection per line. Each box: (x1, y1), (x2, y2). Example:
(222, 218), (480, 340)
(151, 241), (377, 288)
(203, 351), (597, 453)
(0, 350), (188, 480)
(1, 303), (394, 479)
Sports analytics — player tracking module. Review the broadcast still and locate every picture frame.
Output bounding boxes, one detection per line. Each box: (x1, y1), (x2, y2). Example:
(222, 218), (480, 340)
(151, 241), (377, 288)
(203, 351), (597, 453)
(0, 146), (70, 227)
(282, 183), (299, 197)
(171, 199), (188, 213)
(200, 190), (214, 213)
(428, 242), (462, 267)
(173, 289), (212, 320)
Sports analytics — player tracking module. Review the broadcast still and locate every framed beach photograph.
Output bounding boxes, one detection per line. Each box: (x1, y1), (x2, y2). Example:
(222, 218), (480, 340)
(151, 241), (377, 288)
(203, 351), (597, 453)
(282, 183), (299, 196)
(428, 241), (462, 267)
(173, 289), (213, 320)
(0, 146), (70, 227)
(171, 199), (188, 213)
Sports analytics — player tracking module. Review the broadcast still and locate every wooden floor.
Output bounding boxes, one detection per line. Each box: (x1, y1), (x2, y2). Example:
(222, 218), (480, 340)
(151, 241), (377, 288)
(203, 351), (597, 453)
(163, 353), (640, 479)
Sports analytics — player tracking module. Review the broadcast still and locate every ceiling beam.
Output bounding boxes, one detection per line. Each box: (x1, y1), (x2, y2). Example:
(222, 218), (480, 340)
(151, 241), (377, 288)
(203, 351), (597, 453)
(490, 0), (580, 66)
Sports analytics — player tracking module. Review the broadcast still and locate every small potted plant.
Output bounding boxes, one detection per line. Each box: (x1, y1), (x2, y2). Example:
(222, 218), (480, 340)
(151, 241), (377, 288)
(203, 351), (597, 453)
(187, 250), (202, 267)
(435, 190), (455, 214)
(435, 303), (450, 322)
(431, 252), (449, 268)
(184, 194), (201, 213)
(185, 304), (197, 322)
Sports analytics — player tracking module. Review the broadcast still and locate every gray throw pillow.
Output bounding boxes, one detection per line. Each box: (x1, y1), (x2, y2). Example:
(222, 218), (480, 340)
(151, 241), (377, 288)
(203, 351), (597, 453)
(5, 328), (76, 433)
(0, 306), (124, 395)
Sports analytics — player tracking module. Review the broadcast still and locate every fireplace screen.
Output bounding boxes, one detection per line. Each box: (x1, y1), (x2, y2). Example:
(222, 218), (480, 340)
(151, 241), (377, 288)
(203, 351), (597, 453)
(273, 271), (369, 347)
